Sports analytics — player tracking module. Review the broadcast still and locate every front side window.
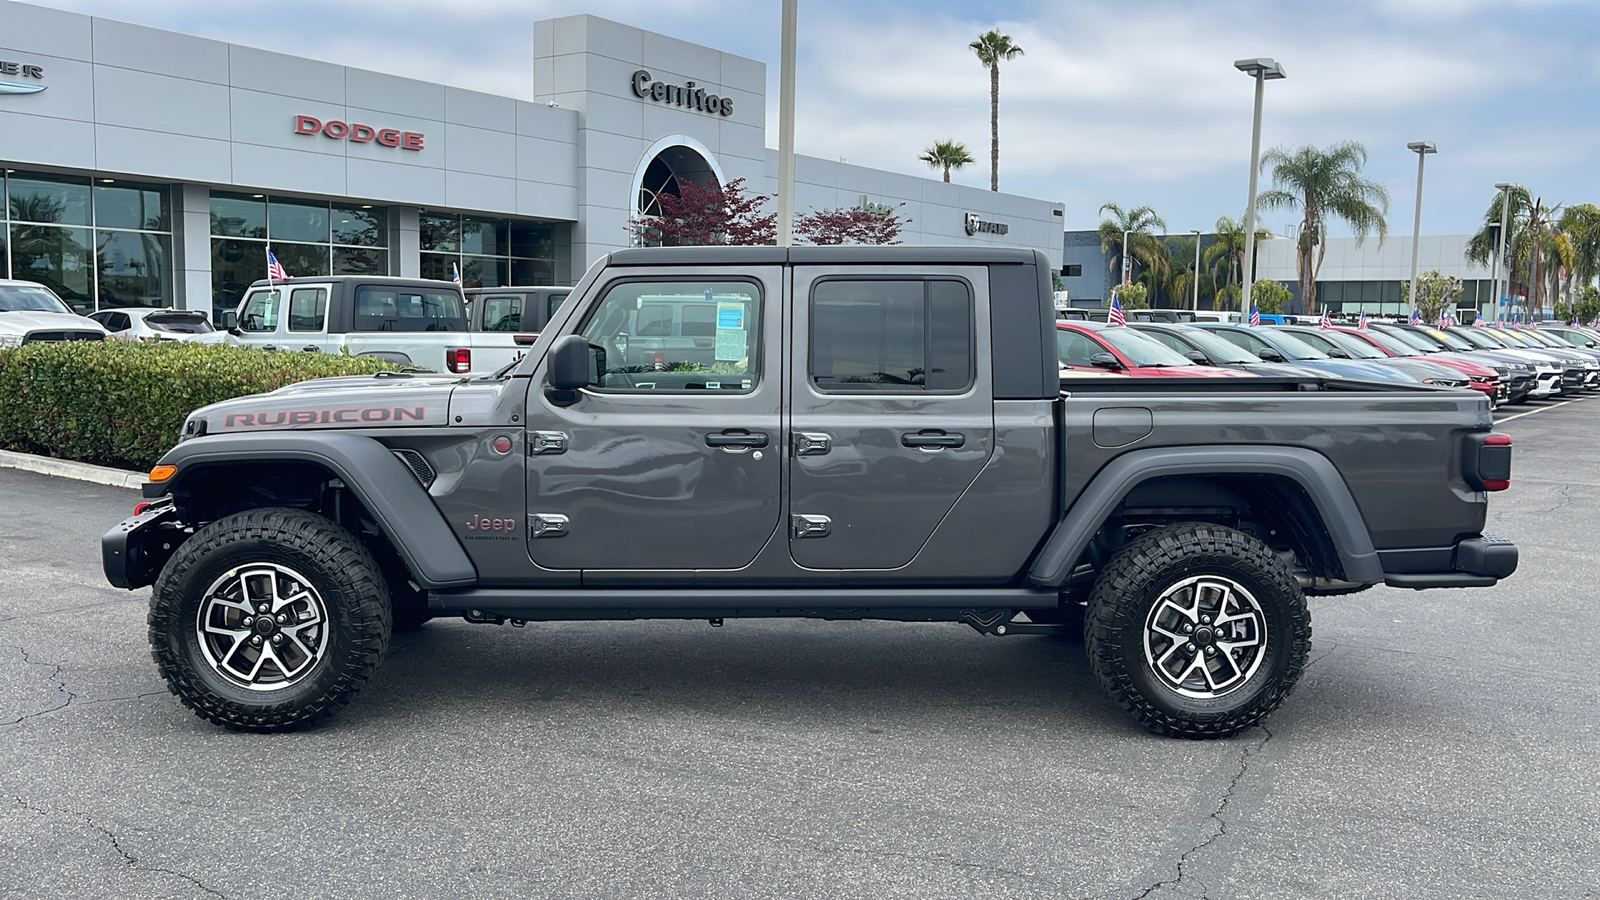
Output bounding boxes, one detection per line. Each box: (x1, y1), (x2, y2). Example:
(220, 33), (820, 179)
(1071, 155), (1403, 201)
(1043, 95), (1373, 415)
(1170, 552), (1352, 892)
(238, 290), (280, 332)
(353, 286), (467, 333)
(1056, 329), (1101, 368)
(810, 279), (974, 392)
(577, 280), (762, 392)
(287, 288), (328, 332)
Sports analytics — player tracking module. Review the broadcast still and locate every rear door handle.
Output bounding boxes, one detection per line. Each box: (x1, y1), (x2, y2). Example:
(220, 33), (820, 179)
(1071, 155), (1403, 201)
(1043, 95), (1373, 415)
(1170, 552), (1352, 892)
(302, 345), (321, 352)
(705, 430), (769, 449)
(901, 430), (965, 449)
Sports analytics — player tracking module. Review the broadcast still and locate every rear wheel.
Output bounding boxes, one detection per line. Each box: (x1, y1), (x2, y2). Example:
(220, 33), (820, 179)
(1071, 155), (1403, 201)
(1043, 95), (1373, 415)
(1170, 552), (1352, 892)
(1086, 522), (1310, 739)
(148, 508), (391, 731)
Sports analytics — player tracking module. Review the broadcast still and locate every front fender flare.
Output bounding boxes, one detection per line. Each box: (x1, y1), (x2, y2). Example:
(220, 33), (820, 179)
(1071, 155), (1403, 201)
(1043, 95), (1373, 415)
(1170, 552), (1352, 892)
(1028, 445), (1382, 588)
(148, 431), (477, 589)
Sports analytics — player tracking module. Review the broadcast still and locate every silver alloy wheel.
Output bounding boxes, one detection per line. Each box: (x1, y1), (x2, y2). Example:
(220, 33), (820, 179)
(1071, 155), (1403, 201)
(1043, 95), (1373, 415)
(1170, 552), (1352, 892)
(195, 563), (330, 692)
(1143, 574), (1267, 699)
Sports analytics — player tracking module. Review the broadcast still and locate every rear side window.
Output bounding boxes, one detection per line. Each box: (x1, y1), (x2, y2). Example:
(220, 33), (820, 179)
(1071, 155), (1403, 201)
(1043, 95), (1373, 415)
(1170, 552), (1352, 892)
(547, 292), (569, 319)
(287, 288), (327, 332)
(810, 279), (974, 393)
(479, 294), (523, 332)
(354, 286), (468, 332)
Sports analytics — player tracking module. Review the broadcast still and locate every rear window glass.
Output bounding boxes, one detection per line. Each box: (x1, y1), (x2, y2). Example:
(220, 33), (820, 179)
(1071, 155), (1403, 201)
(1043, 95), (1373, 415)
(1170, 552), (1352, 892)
(145, 312), (214, 334)
(354, 286), (467, 332)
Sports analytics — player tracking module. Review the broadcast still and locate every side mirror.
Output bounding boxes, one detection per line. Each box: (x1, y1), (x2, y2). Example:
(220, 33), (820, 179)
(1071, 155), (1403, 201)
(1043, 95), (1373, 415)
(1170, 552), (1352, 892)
(219, 310), (240, 334)
(1258, 348), (1286, 362)
(1185, 350), (1209, 364)
(1326, 349), (1350, 358)
(1089, 352), (1124, 371)
(546, 334), (593, 391)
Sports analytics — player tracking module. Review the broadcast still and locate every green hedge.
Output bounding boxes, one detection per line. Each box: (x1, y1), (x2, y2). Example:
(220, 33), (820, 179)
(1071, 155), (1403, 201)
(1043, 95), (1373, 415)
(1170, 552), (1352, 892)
(0, 341), (398, 471)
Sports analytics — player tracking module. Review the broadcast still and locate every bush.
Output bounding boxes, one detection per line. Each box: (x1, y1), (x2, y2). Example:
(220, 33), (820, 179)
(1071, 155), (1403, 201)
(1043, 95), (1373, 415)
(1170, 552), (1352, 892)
(0, 341), (398, 471)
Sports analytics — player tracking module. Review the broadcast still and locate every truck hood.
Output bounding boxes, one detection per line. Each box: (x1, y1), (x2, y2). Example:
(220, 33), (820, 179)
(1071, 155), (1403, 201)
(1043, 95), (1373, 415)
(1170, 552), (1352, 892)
(183, 372), (464, 436)
(0, 309), (107, 335)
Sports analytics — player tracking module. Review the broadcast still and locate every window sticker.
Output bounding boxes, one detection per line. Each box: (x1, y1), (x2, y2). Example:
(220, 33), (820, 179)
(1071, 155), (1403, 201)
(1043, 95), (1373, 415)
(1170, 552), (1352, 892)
(715, 301), (747, 362)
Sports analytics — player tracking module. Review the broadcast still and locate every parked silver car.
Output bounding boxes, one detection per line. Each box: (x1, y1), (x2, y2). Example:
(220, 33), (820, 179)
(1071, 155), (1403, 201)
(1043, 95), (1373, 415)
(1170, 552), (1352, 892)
(89, 307), (232, 345)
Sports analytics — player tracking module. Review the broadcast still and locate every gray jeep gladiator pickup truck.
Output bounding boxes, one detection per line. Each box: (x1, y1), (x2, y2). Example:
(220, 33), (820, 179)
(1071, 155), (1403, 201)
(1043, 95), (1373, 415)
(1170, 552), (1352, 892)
(103, 246), (1518, 738)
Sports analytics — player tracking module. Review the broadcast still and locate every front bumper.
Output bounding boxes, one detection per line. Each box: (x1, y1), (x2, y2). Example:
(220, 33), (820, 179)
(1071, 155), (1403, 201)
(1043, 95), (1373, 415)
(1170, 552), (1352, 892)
(102, 503), (185, 589)
(1384, 535), (1519, 589)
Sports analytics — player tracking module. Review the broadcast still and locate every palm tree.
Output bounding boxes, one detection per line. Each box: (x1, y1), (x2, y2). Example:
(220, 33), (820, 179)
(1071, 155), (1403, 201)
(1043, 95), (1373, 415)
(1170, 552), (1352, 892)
(1203, 215), (1273, 310)
(1162, 234), (1200, 310)
(1467, 187), (1564, 320)
(1257, 141), (1389, 310)
(1097, 203), (1168, 296)
(918, 140), (975, 183)
(1556, 204), (1600, 314)
(969, 30), (1023, 192)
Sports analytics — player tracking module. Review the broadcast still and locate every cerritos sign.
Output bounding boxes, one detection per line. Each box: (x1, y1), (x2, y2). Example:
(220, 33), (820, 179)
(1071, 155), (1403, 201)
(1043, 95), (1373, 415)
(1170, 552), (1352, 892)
(630, 70), (734, 117)
(964, 212), (1009, 236)
(293, 115), (425, 151)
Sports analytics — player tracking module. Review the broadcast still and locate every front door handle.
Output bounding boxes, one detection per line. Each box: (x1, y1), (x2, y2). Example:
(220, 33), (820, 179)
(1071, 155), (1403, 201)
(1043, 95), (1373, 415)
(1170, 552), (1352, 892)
(705, 430), (769, 449)
(901, 430), (965, 449)
(302, 345), (321, 352)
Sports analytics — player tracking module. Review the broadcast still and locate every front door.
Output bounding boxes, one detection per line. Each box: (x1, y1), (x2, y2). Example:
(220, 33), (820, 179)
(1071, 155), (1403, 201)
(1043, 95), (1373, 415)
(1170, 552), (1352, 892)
(522, 268), (783, 571)
(234, 287), (283, 349)
(284, 285), (336, 353)
(788, 267), (995, 569)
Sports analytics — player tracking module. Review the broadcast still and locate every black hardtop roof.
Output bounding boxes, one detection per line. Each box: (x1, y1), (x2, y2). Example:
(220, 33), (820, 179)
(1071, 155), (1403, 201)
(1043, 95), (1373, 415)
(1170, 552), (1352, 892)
(464, 285), (573, 295)
(605, 245), (1045, 266)
(247, 275), (462, 290)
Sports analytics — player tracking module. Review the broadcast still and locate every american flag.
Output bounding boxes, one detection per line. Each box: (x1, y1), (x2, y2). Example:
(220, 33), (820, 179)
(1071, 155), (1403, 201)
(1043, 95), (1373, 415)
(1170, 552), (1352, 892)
(1319, 307), (1333, 329)
(1108, 295), (1126, 327)
(1358, 310), (1369, 330)
(1437, 312), (1453, 329)
(1249, 304), (1260, 327)
(452, 262), (463, 287)
(1409, 309), (1421, 325)
(1474, 315), (1489, 328)
(266, 249), (287, 281)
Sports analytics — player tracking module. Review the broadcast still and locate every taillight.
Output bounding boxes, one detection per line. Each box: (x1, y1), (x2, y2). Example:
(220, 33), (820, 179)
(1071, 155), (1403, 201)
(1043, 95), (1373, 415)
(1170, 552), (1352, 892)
(447, 347), (472, 373)
(1475, 432), (1512, 491)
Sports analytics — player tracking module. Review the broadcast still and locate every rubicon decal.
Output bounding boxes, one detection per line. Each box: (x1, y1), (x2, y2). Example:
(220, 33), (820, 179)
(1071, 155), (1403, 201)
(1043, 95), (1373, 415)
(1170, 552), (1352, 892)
(222, 407), (427, 428)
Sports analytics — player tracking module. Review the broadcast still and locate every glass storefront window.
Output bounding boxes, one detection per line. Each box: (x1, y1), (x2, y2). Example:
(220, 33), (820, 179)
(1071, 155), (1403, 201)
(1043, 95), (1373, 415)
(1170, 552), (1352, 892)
(512, 258), (554, 286)
(334, 246), (387, 275)
(95, 183), (169, 232)
(9, 223), (94, 311)
(8, 174), (91, 227)
(269, 198), (331, 244)
(270, 242), (331, 279)
(96, 231), (172, 307)
(210, 239), (266, 322)
(210, 193), (267, 238)
(421, 213), (559, 289)
(420, 213), (460, 252)
(461, 217), (507, 256)
(332, 204), (384, 246)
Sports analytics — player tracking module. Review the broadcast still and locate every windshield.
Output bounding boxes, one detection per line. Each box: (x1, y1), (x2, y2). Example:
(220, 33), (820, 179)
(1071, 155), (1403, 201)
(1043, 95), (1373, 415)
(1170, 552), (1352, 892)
(1260, 330), (1329, 360)
(1096, 327), (1196, 367)
(1312, 330), (1388, 359)
(1522, 331), (1565, 348)
(0, 284), (74, 314)
(1457, 329), (1508, 349)
(1382, 327), (1442, 352)
(1176, 327), (1258, 363)
(1497, 330), (1540, 347)
(1359, 330), (1420, 356)
(1419, 327), (1474, 351)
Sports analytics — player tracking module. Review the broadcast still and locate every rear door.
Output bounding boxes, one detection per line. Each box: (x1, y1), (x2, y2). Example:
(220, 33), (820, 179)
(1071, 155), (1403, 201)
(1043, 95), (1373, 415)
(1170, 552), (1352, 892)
(522, 268), (782, 571)
(788, 267), (994, 569)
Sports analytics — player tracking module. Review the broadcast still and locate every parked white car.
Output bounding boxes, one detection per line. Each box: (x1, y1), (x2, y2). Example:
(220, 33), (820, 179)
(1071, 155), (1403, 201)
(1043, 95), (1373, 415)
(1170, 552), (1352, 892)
(89, 307), (232, 345)
(0, 280), (108, 347)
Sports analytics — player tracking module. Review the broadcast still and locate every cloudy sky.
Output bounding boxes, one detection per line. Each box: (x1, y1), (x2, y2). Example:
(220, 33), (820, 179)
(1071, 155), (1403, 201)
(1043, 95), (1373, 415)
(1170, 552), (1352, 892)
(30, 0), (1600, 238)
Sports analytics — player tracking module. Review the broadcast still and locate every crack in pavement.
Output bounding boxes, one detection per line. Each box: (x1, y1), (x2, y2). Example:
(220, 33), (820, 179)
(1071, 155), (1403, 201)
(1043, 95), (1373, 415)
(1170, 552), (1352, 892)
(1305, 641), (1338, 670)
(10, 795), (234, 899)
(1128, 727), (1272, 900)
(2, 645), (77, 727)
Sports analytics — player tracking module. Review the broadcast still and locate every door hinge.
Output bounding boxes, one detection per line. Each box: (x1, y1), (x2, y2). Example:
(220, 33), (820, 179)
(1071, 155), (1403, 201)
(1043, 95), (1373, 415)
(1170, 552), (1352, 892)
(527, 513), (569, 537)
(791, 514), (831, 538)
(794, 432), (831, 456)
(528, 431), (568, 455)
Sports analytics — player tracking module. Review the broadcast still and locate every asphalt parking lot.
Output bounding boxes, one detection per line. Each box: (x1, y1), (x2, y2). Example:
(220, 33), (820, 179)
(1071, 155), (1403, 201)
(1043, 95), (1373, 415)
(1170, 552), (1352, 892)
(3, 396), (1598, 900)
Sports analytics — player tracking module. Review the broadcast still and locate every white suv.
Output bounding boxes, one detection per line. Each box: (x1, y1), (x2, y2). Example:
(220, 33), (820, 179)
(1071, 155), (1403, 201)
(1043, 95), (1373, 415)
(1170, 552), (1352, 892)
(0, 280), (108, 347)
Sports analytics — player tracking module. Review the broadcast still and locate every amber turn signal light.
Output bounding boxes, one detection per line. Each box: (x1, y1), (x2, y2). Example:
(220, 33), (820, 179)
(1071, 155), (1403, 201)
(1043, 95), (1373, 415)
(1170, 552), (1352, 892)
(149, 465), (177, 483)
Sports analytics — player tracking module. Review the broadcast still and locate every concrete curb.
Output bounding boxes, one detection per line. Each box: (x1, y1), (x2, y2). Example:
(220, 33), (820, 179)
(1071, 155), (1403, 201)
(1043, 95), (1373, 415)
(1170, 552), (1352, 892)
(0, 449), (144, 490)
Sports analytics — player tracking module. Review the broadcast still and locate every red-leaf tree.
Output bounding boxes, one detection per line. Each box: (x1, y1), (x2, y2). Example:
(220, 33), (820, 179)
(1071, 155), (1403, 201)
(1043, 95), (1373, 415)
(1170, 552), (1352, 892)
(794, 204), (909, 245)
(628, 176), (776, 246)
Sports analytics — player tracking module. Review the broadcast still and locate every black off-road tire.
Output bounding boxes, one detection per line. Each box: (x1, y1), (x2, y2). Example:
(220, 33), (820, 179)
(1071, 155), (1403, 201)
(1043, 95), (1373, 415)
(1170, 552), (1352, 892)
(1085, 522), (1311, 739)
(148, 507), (392, 732)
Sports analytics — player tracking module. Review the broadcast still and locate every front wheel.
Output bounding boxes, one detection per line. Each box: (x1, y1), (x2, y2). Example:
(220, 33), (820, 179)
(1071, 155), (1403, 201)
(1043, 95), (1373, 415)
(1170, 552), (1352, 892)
(148, 508), (392, 732)
(1086, 523), (1311, 739)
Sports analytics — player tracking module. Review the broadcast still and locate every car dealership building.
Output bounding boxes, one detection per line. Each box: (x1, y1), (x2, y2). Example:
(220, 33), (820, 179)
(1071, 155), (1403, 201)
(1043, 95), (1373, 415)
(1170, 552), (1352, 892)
(0, 0), (1065, 321)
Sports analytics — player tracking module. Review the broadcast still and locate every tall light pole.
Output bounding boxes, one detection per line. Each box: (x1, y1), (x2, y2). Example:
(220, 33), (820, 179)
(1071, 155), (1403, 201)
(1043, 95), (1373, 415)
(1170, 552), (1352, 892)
(1406, 141), (1436, 319)
(1190, 229), (1202, 311)
(776, 0), (798, 246)
(1493, 182), (1514, 322)
(1234, 58), (1286, 315)
(1121, 228), (1132, 292)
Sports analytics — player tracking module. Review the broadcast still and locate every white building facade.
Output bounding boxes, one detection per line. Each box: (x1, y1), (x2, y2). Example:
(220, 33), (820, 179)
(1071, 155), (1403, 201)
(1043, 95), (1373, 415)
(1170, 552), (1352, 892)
(0, 2), (1065, 321)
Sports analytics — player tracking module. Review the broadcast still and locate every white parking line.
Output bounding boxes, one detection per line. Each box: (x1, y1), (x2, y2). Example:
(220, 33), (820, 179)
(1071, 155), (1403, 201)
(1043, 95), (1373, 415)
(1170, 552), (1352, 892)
(1495, 395), (1597, 424)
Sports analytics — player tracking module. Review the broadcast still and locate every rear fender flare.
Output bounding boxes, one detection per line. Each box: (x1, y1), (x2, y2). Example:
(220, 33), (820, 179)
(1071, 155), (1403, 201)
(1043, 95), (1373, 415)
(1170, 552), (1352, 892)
(150, 431), (477, 589)
(1028, 445), (1382, 587)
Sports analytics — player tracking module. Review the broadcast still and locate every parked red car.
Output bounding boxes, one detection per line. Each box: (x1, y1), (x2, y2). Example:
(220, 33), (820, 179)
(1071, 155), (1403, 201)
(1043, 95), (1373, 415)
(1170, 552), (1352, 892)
(1327, 326), (1502, 402)
(1056, 321), (1254, 378)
